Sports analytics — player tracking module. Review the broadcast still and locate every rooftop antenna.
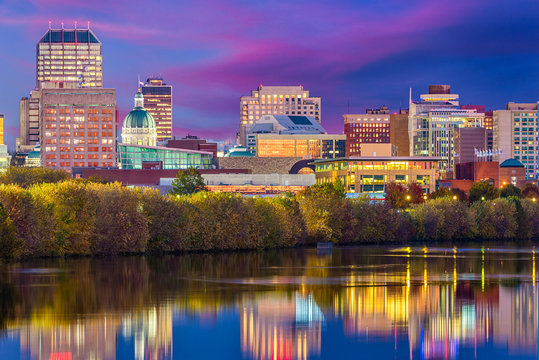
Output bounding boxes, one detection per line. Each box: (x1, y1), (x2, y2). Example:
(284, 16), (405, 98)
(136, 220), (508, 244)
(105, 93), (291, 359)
(48, 21), (51, 29)
(74, 21), (77, 29)
(87, 21), (90, 29)
(409, 87), (412, 104)
(61, 22), (64, 30)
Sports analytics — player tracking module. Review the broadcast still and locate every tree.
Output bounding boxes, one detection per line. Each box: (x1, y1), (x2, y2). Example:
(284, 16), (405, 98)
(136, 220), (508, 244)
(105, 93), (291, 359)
(385, 182), (407, 209)
(0, 167), (70, 188)
(469, 181), (499, 203)
(407, 182), (425, 204)
(169, 168), (207, 196)
(522, 183), (539, 199)
(500, 183), (523, 198)
(429, 187), (452, 199)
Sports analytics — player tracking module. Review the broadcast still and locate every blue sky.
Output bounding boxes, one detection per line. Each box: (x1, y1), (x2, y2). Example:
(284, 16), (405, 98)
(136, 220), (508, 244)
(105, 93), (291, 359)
(0, 0), (537, 148)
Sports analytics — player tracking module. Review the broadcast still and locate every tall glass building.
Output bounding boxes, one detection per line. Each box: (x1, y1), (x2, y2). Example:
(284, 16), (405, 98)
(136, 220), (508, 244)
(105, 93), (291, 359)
(119, 144), (213, 170)
(37, 27), (103, 88)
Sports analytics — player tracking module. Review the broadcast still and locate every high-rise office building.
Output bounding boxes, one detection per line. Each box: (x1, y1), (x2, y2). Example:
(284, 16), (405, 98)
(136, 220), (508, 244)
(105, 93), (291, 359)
(18, 90), (41, 153)
(141, 78), (172, 142)
(493, 102), (538, 179)
(389, 110), (410, 156)
(36, 26), (103, 89)
(344, 107), (390, 156)
(409, 85), (484, 174)
(40, 87), (117, 171)
(239, 85), (321, 146)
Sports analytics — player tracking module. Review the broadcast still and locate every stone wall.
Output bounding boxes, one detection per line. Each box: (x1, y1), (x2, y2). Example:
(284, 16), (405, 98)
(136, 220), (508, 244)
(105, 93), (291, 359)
(216, 157), (303, 174)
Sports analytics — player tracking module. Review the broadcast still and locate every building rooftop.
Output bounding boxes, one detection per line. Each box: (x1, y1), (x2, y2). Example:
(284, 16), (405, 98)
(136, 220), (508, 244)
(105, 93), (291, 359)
(500, 158), (525, 168)
(39, 28), (100, 44)
(249, 115), (326, 135)
(312, 156), (442, 164)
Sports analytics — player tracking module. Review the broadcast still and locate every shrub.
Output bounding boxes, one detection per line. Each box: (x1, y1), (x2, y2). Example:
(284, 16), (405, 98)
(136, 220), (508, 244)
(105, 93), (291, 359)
(500, 184), (523, 198)
(410, 197), (473, 241)
(471, 199), (517, 239)
(297, 181), (350, 242)
(522, 183), (539, 199)
(0, 167), (70, 188)
(469, 181), (499, 203)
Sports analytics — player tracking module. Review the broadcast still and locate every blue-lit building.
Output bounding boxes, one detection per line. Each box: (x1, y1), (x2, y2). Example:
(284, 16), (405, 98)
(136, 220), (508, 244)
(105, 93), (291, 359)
(118, 144), (213, 170)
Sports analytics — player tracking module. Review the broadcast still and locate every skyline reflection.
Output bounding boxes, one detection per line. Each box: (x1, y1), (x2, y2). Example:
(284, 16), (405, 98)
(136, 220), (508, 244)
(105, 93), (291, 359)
(0, 246), (537, 359)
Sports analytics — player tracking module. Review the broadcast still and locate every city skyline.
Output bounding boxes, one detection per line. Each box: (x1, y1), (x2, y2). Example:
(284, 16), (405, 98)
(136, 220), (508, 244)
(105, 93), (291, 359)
(0, 0), (537, 149)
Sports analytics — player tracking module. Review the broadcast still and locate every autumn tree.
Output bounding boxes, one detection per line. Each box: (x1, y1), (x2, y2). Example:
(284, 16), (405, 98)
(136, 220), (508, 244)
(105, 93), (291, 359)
(469, 181), (499, 203)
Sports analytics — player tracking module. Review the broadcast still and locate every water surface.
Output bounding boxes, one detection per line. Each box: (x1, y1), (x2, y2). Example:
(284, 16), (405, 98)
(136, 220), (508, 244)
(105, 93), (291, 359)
(0, 245), (538, 359)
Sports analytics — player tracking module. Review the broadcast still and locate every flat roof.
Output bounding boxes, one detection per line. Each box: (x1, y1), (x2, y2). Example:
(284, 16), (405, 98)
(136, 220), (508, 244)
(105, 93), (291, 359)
(118, 143), (213, 155)
(312, 156), (443, 164)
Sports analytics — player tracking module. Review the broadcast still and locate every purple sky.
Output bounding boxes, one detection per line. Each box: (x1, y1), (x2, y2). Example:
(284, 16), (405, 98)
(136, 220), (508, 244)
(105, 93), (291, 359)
(0, 0), (538, 148)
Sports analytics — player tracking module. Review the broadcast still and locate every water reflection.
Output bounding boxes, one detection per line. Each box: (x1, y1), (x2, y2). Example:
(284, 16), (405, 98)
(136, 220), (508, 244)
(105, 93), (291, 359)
(0, 246), (538, 359)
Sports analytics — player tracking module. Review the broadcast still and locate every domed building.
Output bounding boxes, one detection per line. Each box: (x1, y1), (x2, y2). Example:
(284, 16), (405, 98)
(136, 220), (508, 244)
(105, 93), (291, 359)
(121, 90), (157, 146)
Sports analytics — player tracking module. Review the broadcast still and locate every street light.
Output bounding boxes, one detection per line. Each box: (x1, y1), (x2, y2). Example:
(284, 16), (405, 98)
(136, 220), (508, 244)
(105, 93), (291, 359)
(533, 198), (537, 203)
(406, 195), (411, 200)
(481, 196), (485, 201)
(453, 195), (457, 200)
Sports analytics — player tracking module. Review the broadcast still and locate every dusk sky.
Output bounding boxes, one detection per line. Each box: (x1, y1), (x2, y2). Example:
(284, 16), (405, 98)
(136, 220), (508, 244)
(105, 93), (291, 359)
(0, 0), (538, 148)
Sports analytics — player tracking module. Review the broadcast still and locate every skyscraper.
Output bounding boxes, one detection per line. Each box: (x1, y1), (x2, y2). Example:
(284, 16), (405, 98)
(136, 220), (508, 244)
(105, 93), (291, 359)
(409, 85), (484, 174)
(239, 85), (321, 146)
(493, 102), (538, 179)
(36, 26), (103, 89)
(141, 78), (172, 142)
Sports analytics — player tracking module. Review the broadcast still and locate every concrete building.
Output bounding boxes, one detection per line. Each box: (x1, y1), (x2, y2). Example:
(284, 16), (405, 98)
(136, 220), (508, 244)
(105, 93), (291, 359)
(37, 26), (103, 88)
(359, 143), (397, 157)
(445, 159), (527, 191)
(122, 90), (157, 147)
(453, 127), (491, 165)
(239, 85), (321, 145)
(314, 156), (440, 195)
(166, 136), (218, 157)
(18, 90), (41, 153)
(40, 87), (116, 171)
(141, 77), (172, 142)
(0, 114), (10, 169)
(389, 110), (410, 156)
(409, 85), (484, 174)
(493, 102), (538, 179)
(344, 108), (390, 156)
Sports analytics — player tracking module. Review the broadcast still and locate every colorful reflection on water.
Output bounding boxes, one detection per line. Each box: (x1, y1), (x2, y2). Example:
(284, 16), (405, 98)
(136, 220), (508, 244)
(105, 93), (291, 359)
(0, 246), (538, 359)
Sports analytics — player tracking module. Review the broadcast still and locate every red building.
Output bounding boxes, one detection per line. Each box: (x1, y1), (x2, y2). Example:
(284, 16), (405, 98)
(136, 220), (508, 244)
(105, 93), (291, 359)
(166, 136), (218, 157)
(344, 107), (390, 156)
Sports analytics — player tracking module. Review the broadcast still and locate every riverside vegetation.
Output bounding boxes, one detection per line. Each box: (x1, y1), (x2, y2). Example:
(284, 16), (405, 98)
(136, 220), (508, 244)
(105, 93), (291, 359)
(1, 167), (539, 259)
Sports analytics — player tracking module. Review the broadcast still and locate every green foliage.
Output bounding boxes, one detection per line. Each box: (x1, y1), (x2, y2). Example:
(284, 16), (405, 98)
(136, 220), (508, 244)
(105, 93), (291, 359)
(0, 203), (21, 258)
(0, 167), (70, 188)
(170, 168), (207, 195)
(500, 184), (523, 198)
(297, 181), (349, 242)
(2, 178), (539, 259)
(471, 199), (517, 239)
(469, 181), (499, 203)
(385, 182), (408, 209)
(522, 183), (539, 199)
(410, 197), (473, 241)
(428, 187), (467, 202)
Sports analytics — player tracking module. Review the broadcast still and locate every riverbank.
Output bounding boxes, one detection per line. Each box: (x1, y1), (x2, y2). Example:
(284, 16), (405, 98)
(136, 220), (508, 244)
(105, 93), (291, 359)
(1, 180), (539, 259)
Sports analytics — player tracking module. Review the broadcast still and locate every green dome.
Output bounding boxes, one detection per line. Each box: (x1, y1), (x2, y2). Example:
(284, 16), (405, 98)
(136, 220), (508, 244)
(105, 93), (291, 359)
(27, 151), (40, 159)
(123, 109), (156, 129)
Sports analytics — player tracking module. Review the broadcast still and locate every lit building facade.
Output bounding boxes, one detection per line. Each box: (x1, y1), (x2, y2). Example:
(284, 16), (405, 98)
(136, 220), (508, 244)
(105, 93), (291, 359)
(141, 77), (172, 142)
(40, 88), (116, 171)
(314, 156), (440, 194)
(239, 85), (321, 146)
(37, 27), (103, 88)
(344, 108), (390, 156)
(493, 102), (538, 179)
(250, 134), (345, 159)
(409, 85), (484, 174)
(118, 144), (212, 170)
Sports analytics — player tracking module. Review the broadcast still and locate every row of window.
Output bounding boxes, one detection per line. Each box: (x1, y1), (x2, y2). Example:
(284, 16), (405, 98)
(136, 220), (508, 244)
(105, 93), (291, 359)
(46, 162), (113, 168)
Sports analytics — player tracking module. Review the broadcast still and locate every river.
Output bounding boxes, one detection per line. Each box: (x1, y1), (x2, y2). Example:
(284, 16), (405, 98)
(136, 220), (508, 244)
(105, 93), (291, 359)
(0, 245), (537, 359)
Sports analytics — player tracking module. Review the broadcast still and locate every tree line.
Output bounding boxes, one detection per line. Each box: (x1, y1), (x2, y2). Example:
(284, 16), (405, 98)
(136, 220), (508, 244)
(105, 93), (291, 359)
(1, 167), (539, 259)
